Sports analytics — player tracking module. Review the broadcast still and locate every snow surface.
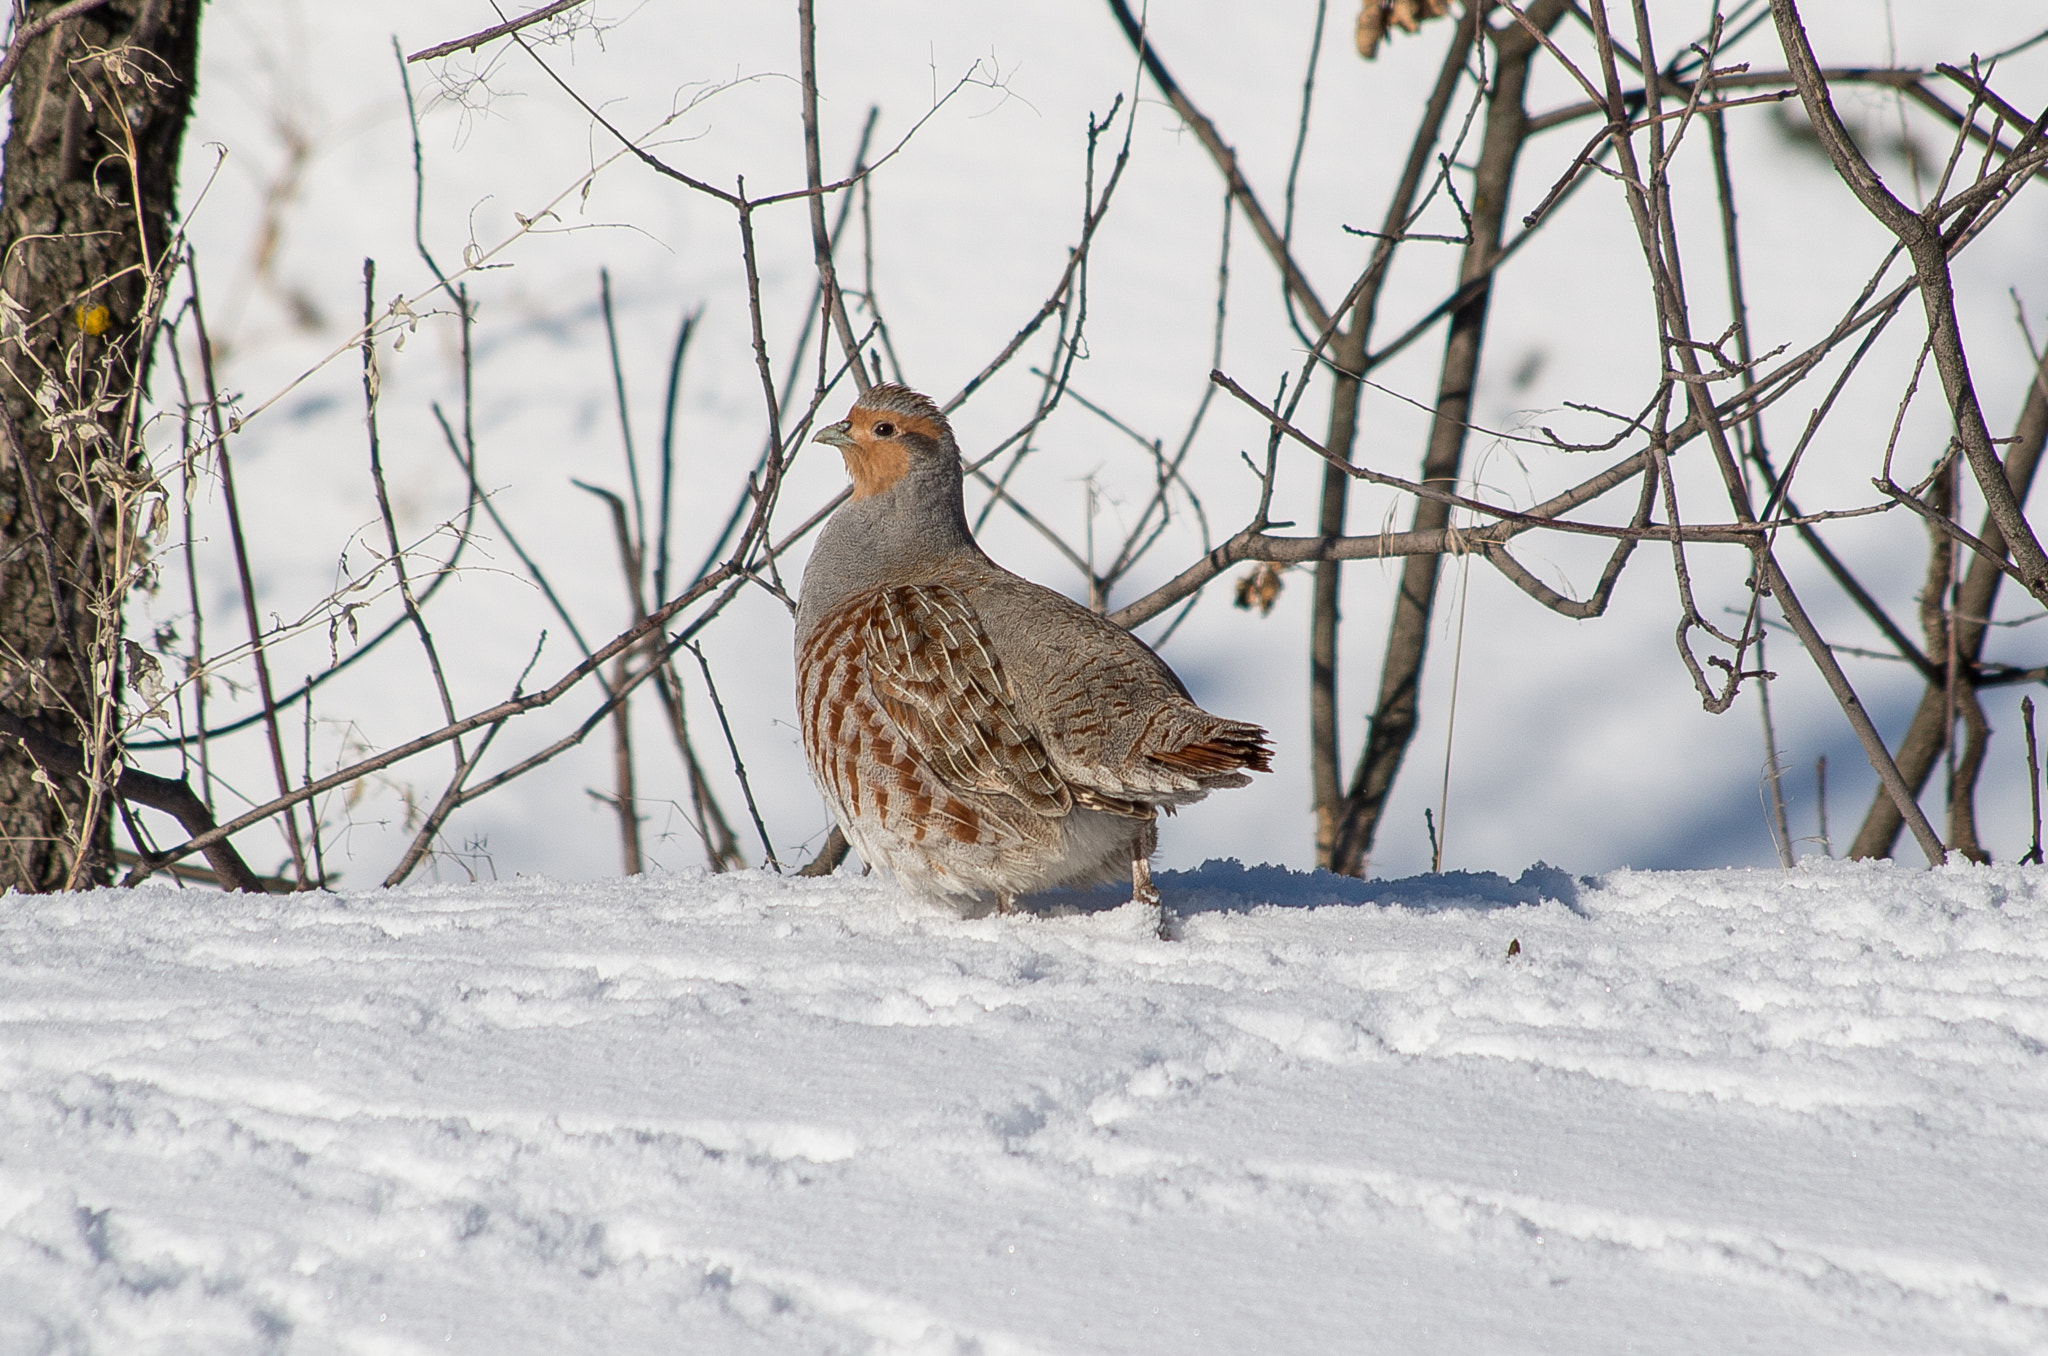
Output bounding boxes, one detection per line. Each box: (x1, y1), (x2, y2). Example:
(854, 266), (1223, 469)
(5, 861), (2047, 1353)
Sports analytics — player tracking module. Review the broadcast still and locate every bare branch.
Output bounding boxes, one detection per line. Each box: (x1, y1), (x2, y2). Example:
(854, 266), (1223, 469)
(406, 0), (591, 64)
(0, 714), (263, 892)
(1769, 0), (2048, 606)
(0, 0), (109, 90)
(798, 0), (871, 390)
(1103, 0), (1330, 330)
(188, 255), (311, 888)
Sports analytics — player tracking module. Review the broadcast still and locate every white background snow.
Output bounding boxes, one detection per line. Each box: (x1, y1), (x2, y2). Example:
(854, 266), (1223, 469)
(113, 0), (2048, 884)
(4, 1), (2048, 1350)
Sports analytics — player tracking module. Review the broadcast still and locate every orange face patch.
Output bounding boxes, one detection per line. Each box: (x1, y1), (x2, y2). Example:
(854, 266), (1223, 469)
(844, 436), (910, 499)
(842, 407), (941, 499)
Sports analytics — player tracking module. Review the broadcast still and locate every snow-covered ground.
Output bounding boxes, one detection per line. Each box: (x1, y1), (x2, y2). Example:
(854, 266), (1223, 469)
(5, 861), (2046, 1353)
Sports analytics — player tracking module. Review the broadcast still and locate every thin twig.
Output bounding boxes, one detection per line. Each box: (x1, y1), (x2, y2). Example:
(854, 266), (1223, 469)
(574, 480), (649, 874)
(384, 709), (510, 886)
(1103, 0), (1329, 329)
(406, 0), (591, 64)
(2023, 696), (2043, 865)
(0, 0), (109, 90)
(362, 260), (464, 748)
(598, 268), (651, 562)
(1770, 0), (2048, 606)
(188, 254), (311, 888)
(687, 641), (777, 870)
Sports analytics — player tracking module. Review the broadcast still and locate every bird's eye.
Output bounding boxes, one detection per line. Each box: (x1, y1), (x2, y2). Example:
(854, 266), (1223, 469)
(872, 421), (895, 438)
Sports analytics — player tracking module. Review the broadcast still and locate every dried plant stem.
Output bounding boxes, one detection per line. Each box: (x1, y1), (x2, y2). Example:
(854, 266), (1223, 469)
(142, 543), (746, 875)
(607, 647), (644, 875)
(1815, 754), (1831, 857)
(1432, 553), (1473, 873)
(2024, 698), (2043, 865)
(688, 641), (777, 871)
(1707, 102), (1793, 866)
(663, 680), (744, 871)
(1104, 0), (1327, 328)
(598, 269), (651, 558)
(642, 306), (743, 871)
(1756, 630), (1794, 867)
(383, 724), (502, 888)
(576, 480), (649, 875)
(692, 113), (876, 582)
(162, 329), (214, 806)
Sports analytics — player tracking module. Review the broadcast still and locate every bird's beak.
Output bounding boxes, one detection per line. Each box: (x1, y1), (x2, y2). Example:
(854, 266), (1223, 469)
(813, 421), (855, 449)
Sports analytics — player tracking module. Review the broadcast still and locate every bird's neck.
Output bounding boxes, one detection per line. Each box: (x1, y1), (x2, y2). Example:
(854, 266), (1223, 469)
(798, 463), (981, 637)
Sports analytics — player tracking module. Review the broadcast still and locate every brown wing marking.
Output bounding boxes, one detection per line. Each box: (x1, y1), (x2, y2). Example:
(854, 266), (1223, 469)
(861, 585), (1070, 817)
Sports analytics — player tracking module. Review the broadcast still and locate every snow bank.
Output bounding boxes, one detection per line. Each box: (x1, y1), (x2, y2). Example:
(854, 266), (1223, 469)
(3, 861), (2045, 1352)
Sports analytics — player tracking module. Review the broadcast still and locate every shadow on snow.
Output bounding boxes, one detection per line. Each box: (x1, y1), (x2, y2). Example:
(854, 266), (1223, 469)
(1018, 858), (1584, 919)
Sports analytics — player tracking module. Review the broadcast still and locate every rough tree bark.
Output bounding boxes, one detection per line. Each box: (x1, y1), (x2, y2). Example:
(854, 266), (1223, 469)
(0, 0), (203, 890)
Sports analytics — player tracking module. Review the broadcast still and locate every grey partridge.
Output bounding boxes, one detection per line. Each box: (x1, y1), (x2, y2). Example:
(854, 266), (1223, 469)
(795, 384), (1270, 917)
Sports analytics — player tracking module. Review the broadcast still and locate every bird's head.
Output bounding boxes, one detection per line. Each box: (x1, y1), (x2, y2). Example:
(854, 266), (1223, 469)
(812, 384), (958, 500)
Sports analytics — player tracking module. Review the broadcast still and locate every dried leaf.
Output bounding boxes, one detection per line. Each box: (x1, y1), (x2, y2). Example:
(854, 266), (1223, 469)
(1357, 2), (1387, 58)
(1233, 562), (1286, 616)
(125, 639), (167, 707)
(1357, 0), (1452, 59)
(0, 289), (26, 346)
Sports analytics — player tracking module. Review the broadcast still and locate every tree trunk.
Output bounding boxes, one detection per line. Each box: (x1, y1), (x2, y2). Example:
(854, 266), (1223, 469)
(1308, 3), (1484, 867)
(1327, 1), (1563, 876)
(1847, 340), (2048, 860)
(0, 0), (203, 890)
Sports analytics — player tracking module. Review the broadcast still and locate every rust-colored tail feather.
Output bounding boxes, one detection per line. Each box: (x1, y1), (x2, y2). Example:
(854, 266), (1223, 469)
(1156, 724), (1273, 778)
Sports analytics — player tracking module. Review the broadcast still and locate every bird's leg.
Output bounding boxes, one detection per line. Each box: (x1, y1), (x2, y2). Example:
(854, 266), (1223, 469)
(1129, 814), (1168, 938)
(995, 891), (1019, 915)
(1130, 853), (1161, 907)
(1133, 855), (1171, 940)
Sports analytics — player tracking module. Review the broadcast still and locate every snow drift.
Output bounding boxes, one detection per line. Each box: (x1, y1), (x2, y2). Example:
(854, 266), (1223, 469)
(3, 860), (2045, 1353)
